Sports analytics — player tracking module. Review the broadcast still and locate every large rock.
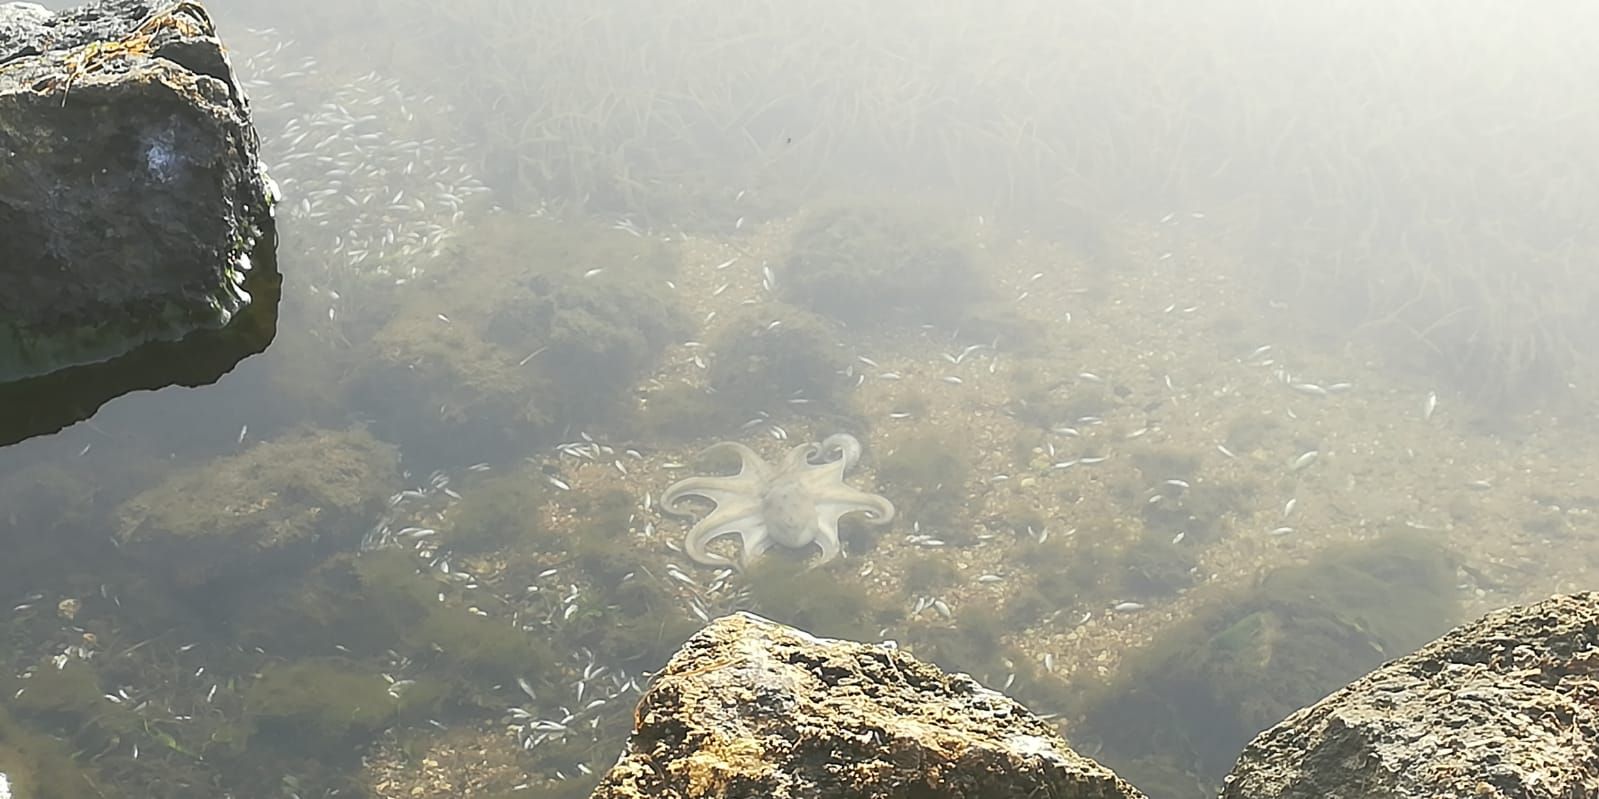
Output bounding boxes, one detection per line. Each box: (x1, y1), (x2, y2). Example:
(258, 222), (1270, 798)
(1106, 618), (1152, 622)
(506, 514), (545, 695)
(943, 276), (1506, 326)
(114, 428), (398, 589)
(592, 612), (1144, 799)
(1222, 592), (1599, 799)
(0, 0), (277, 382)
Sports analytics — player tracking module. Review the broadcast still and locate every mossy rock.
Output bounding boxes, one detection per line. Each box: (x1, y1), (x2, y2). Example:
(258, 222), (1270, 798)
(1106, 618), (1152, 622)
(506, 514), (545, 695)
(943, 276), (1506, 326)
(629, 381), (728, 442)
(745, 560), (898, 642)
(707, 304), (851, 416)
(9, 660), (105, 724)
(446, 465), (549, 553)
(779, 198), (983, 327)
(113, 428), (399, 588)
(244, 658), (444, 754)
(877, 427), (972, 530)
(0, 705), (91, 799)
(352, 214), (687, 464)
(1074, 532), (1460, 796)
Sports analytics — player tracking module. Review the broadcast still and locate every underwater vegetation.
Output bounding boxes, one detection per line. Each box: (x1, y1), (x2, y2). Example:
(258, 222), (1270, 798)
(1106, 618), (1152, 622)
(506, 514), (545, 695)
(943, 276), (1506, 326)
(1073, 532), (1460, 799)
(444, 464), (550, 553)
(269, 0), (1599, 407)
(876, 426), (974, 532)
(244, 658), (445, 755)
(352, 214), (687, 464)
(628, 381), (730, 442)
(1000, 518), (1196, 627)
(112, 428), (399, 590)
(707, 304), (853, 417)
(0, 702), (91, 799)
(745, 560), (900, 642)
(779, 198), (984, 328)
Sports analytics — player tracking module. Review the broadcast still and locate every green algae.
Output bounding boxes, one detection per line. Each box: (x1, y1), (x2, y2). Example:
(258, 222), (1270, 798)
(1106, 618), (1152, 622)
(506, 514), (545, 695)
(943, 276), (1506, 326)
(1074, 532), (1460, 799)
(901, 552), (960, 593)
(746, 560), (898, 642)
(876, 427), (973, 530)
(0, 703), (91, 799)
(446, 465), (550, 552)
(112, 428), (399, 589)
(779, 197), (984, 328)
(352, 214), (688, 464)
(243, 658), (445, 755)
(707, 304), (852, 416)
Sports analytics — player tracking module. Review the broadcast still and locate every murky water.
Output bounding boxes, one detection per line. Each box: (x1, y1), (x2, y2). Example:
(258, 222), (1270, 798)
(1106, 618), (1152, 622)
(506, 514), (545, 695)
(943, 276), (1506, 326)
(4, 2), (1599, 797)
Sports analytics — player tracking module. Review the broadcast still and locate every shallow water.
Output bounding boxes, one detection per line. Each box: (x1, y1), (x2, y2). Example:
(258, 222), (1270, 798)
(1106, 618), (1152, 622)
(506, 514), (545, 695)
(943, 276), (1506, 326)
(4, 2), (1599, 797)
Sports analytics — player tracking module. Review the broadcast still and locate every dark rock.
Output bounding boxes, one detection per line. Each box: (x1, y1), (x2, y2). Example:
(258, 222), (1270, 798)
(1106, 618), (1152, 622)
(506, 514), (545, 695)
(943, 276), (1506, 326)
(1222, 592), (1599, 799)
(592, 611), (1144, 799)
(0, 0), (277, 382)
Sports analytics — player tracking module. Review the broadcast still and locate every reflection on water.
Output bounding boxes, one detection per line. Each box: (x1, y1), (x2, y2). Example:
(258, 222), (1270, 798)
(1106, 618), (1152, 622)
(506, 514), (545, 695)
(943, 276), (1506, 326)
(4, 1), (1599, 797)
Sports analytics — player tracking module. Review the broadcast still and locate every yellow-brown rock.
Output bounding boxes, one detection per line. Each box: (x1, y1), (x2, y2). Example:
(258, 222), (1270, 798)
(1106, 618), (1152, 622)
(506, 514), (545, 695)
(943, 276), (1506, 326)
(592, 612), (1144, 799)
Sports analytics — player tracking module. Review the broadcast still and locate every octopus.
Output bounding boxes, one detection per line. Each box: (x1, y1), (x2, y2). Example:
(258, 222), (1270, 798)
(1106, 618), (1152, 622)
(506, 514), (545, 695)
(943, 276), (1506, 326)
(662, 433), (895, 568)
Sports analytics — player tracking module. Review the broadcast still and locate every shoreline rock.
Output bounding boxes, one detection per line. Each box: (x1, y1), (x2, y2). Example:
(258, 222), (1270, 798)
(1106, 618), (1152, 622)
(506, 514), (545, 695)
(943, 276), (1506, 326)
(0, 0), (277, 382)
(1222, 592), (1599, 799)
(591, 611), (1144, 799)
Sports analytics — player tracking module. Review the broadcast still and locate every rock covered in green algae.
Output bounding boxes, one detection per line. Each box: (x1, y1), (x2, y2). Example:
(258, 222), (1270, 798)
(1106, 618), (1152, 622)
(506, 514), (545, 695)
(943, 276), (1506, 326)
(592, 612), (1145, 799)
(0, 0), (277, 382)
(1222, 591), (1599, 799)
(114, 428), (398, 587)
(351, 214), (685, 464)
(779, 197), (984, 328)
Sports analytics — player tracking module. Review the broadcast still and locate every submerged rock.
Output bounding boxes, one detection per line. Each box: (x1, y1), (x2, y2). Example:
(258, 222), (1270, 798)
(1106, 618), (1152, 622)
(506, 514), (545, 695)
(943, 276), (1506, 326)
(593, 612), (1143, 799)
(114, 428), (398, 589)
(0, 0), (277, 381)
(1222, 592), (1599, 799)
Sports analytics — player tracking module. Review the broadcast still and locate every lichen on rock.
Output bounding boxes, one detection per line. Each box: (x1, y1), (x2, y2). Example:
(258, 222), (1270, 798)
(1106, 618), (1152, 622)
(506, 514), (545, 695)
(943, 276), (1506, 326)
(593, 612), (1144, 799)
(1221, 591), (1599, 799)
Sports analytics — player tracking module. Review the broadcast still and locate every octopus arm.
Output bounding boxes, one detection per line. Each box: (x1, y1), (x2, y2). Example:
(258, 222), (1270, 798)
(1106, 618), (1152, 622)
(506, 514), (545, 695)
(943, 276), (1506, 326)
(697, 441), (774, 482)
(811, 515), (843, 565)
(661, 475), (761, 514)
(687, 515), (767, 567)
(818, 493), (896, 525)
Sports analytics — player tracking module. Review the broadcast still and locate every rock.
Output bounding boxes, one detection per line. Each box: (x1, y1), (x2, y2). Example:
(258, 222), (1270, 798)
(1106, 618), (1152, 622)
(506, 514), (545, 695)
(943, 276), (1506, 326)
(1221, 592), (1599, 799)
(114, 428), (398, 589)
(0, 0), (278, 382)
(592, 611), (1144, 799)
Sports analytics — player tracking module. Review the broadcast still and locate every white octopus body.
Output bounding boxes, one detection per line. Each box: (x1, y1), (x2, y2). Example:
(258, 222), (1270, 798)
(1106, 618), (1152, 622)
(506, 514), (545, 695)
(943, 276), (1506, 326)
(661, 433), (894, 567)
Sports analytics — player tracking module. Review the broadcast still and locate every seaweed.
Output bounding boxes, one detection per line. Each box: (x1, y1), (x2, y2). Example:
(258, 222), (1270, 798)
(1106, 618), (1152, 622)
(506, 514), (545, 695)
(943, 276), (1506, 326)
(745, 560), (897, 642)
(630, 382), (729, 442)
(352, 215), (687, 464)
(111, 428), (399, 591)
(446, 465), (550, 553)
(779, 197), (983, 328)
(243, 658), (445, 755)
(876, 427), (973, 531)
(1073, 532), (1460, 798)
(707, 304), (852, 416)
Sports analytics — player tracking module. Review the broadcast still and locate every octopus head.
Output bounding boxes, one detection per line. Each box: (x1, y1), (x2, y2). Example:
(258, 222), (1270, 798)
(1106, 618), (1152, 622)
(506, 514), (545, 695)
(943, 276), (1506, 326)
(760, 479), (819, 548)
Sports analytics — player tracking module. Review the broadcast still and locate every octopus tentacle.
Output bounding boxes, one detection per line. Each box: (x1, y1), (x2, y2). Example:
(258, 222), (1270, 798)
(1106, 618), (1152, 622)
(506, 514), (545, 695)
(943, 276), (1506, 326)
(812, 516), (842, 565)
(661, 477), (759, 514)
(685, 514), (764, 567)
(697, 441), (773, 482)
(817, 433), (863, 471)
(819, 491), (896, 524)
